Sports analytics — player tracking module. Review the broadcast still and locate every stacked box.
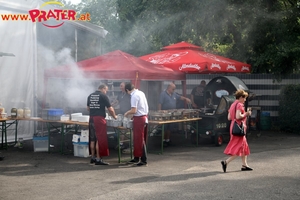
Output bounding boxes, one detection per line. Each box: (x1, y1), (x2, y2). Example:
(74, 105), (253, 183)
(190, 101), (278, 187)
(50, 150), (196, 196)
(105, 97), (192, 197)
(80, 130), (89, 142)
(81, 130), (89, 137)
(33, 136), (49, 152)
(72, 130), (89, 143)
(73, 142), (89, 157)
(72, 134), (80, 143)
(80, 135), (89, 142)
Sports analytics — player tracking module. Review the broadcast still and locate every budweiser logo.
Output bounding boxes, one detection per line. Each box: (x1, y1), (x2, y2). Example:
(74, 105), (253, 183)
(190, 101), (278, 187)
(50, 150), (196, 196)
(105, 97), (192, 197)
(241, 66), (250, 72)
(179, 64), (200, 70)
(211, 63), (221, 69)
(227, 64), (236, 71)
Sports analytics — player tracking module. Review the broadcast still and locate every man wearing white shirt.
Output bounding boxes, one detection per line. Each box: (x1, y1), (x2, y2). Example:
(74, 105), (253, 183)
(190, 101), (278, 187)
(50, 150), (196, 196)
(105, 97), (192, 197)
(124, 82), (149, 166)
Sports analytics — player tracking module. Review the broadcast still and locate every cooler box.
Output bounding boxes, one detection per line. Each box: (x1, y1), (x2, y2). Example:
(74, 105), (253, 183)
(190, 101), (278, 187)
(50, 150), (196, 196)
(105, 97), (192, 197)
(33, 136), (49, 152)
(73, 142), (89, 157)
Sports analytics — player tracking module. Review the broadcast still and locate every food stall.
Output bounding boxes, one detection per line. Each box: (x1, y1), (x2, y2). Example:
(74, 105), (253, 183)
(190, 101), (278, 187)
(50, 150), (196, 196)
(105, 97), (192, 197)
(43, 50), (186, 111)
(42, 50), (187, 159)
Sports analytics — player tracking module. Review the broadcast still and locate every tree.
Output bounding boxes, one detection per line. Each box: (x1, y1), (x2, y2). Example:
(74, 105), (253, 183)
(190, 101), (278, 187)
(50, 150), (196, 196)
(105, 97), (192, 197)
(227, 0), (300, 76)
(61, 0), (300, 76)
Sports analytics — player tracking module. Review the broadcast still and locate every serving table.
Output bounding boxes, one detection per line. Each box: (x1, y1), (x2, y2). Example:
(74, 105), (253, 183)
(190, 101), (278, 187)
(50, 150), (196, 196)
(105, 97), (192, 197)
(0, 117), (132, 163)
(0, 118), (8, 149)
(112, 126), (133, 163)
(148, 117), (201, 154)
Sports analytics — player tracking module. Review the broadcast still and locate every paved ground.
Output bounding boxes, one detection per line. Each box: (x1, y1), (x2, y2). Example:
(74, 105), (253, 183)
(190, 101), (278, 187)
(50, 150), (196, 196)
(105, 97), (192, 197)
(1, 130), (300, 200)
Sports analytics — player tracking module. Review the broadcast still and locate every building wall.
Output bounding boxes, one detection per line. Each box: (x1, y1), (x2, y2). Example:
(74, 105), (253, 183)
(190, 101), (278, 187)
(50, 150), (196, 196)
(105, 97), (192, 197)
(169, 74), (300, 120)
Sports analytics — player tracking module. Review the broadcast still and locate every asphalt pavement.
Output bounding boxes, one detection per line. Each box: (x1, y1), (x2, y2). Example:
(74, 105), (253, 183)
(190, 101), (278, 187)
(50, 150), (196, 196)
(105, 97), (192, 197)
(0, 130), (300, 200)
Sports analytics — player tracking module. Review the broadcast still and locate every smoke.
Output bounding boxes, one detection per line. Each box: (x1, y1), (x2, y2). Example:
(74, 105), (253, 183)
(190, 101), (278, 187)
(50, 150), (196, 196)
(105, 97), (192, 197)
(38, 44), (96, 112)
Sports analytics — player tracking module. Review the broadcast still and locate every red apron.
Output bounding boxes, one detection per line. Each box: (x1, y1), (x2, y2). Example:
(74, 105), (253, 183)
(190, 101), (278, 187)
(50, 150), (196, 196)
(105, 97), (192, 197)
(91, 116), (109, 157)
(133, 116), (148, 157)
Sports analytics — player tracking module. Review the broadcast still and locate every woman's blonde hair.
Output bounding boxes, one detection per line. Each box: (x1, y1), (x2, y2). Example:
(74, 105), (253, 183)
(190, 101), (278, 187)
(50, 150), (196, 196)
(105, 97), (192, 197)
(234, 89), (248, 99)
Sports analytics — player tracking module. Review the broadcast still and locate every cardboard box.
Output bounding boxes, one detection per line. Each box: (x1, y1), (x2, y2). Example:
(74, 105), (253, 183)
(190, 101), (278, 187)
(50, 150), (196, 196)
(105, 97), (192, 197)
(81, 130), (89, 137)
(72, 134), (80, 143)
(80, 135), (89, 143)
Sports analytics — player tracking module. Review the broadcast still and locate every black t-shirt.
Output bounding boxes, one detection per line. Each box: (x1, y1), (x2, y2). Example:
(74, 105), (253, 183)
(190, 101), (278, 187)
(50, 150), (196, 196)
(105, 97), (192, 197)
(117, 91), (131, 114)
(87, 90), (111, 117)
(191, 86), (205, 108)
(191, 86), (212, 108)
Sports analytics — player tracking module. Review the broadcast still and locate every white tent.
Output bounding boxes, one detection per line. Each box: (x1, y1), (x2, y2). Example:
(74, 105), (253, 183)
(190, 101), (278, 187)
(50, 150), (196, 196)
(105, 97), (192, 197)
(0, 0), (108, 142)
(0, 0), (38, 141)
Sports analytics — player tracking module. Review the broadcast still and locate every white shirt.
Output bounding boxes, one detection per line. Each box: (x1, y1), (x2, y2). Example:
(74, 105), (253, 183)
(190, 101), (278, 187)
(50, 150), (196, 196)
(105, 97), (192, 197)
(130, 89), (149, 116)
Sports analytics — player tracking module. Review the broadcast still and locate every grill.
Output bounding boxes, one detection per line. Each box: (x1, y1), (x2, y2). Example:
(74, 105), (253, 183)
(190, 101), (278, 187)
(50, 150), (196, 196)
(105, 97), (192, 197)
(149, 109), (200, 121)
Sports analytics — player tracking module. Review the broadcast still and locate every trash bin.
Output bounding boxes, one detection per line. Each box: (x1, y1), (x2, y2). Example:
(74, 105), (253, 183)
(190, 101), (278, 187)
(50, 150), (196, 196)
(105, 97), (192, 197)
(260, 112), (271, 130)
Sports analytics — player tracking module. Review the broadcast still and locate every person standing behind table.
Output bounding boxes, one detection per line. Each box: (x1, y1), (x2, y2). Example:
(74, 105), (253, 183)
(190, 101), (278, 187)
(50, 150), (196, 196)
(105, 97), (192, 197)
(114, 82), (131, 150)
(221, 89), (252, 173)
(87, 84), (117, 166)
(158, 83), (191, 147)
(116, 82), (131, 115)
(191, 80), (211, 109)
(124, 82), (149, 166)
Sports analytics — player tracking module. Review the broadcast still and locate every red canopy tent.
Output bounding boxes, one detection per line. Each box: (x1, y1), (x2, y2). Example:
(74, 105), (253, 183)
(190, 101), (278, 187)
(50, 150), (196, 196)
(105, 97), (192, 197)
(43, 50), (186, 107)
(45, 50), (185, 83)
(140, 41), (251, 74)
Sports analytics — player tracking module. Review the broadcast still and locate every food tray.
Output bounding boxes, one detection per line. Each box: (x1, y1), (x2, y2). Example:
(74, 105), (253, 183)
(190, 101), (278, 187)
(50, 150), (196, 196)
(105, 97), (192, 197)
(60, 114), (70, 121)
(71, 113), (82, 121)
(77, 115), (89, 122)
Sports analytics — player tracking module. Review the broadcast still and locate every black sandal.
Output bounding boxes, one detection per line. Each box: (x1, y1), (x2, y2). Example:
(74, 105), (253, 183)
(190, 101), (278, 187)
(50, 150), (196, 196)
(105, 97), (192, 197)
(241, 165), (253, 171)
(221, 161), (227, 173)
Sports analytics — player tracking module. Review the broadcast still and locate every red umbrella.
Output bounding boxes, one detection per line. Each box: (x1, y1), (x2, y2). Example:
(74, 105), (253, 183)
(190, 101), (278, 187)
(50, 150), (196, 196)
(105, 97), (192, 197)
(140, 41), (251, 73)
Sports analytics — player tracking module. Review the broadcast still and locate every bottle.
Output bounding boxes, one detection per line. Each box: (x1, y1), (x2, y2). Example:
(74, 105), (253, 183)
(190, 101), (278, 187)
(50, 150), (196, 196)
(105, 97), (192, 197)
(24, 107), (31, 118)
(0, 103), (4, 119)
(11, 108), (17, 119)
(17, 108), (24, 118)
(0, 103), (4, 116)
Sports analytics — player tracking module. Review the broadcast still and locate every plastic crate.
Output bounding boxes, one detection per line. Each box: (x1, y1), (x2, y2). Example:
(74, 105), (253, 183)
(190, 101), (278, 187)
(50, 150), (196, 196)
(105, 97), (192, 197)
(42, 109), (64, 120)
(33, 137), (49, 152)
(48, 109), (64, 116)
(73, 142), (89, 157)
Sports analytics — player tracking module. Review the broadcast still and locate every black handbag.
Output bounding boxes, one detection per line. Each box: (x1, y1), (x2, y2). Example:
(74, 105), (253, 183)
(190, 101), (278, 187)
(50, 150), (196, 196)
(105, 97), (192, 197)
(231, 103), (246, 136)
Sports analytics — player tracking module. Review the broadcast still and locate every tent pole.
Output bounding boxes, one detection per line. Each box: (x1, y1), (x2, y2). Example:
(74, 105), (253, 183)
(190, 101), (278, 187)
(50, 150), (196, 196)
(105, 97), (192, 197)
(75, 29), (78, 62)
(182, 80), (187, 108)
(42, 77), (48, 109)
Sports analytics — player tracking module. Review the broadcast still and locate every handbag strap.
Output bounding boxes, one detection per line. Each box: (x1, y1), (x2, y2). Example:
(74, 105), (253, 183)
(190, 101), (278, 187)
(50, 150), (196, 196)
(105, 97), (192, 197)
(234, 102), (244, 125)
(234, 102), (238, 121)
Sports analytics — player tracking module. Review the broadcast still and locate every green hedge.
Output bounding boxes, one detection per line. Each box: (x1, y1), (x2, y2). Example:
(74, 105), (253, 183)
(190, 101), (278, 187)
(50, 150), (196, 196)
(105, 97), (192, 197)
(279, 84), (300, 133)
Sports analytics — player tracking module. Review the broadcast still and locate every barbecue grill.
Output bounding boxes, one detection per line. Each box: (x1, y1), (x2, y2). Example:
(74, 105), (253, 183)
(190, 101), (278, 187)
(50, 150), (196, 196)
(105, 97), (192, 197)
(190, 76), (254, 146)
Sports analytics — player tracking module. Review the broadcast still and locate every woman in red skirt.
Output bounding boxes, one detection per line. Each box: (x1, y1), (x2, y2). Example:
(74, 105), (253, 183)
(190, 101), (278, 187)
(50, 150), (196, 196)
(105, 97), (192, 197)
(221, 89), (253, 172)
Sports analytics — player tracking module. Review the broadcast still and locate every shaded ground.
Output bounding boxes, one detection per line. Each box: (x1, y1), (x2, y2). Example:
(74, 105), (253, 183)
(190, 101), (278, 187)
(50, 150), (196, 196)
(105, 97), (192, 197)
(1, 130), (300, 200)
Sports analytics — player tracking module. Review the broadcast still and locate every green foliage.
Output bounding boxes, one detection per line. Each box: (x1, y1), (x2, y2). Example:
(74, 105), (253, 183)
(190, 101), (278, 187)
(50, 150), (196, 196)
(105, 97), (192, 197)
(59, 0), (300, 77)
(246, 0), (300, 76)
(279, 84), (300, 133)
